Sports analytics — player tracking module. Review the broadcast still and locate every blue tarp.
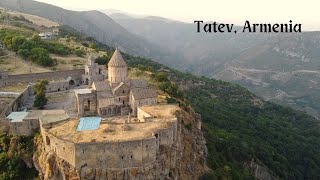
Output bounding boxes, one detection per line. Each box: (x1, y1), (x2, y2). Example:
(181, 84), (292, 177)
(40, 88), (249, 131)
(76, 117), (102, 131)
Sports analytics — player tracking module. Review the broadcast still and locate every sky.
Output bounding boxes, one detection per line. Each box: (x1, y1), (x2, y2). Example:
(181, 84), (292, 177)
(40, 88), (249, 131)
(36, 0), (320, 30)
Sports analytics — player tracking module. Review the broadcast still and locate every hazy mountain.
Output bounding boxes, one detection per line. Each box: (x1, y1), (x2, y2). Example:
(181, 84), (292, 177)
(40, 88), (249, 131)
(3, 0), (320, 118)
(110, 13), (320, 118)
(0, 0), (185, 67)
(99, 9), (145, 18)
(110, 13), (276, 68)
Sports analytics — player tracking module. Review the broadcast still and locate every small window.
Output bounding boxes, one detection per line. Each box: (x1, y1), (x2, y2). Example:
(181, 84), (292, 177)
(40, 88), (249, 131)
(131, 155), (133, 159)
(46, 136), (50, 146)
(123, 90), (125, 93)
(119, 98), (120, 101)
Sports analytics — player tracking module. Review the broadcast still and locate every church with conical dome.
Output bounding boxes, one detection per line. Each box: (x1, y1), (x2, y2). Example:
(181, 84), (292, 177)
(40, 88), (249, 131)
(76, 48), (157, 117)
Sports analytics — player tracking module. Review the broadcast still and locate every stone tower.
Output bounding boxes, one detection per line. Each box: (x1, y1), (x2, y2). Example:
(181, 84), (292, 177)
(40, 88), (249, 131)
(88, 54), (95, 66)
(84, 54), (104, 85)
(108, 48), (128, 86)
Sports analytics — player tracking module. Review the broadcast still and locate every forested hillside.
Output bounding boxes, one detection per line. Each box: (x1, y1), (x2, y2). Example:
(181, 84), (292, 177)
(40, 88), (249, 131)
(0, 13), (320, 179)
(123, 53), (320, 179)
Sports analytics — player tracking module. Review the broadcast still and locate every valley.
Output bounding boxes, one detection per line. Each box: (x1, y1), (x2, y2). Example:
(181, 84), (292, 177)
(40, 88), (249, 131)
(0, 1), (320, 179)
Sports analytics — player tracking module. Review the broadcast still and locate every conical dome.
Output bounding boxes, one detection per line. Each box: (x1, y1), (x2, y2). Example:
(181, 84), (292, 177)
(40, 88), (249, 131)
(108, 48), (127, 67)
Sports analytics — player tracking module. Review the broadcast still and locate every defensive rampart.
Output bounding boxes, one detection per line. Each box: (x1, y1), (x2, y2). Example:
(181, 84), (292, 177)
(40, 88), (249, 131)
(0, 69), (84, 87)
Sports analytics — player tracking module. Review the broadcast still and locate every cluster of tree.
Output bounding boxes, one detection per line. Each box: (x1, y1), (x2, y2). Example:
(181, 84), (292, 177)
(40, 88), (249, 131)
(95, 54), (111, 65)
(120, 51), (320, 179)
(0, 132), (38, 179)
(184, 77), (320, 179)
(0, 29), (71, 66)
(75, 48), (86, 57)
(58, 25), (83, 41)
(33, 80), (49, 109)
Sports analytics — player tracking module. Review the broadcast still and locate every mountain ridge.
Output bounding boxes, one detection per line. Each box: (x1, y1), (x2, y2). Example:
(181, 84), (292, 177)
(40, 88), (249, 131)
(0, 0), (186, 68)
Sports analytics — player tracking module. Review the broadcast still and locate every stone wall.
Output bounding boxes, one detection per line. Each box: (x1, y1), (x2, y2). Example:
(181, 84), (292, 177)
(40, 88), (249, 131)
(7, 119), (36, 136)
(75, 138), (157, 169)
(36, 108), (208, 180)
(76, 93), (97, 117)
(46, 81), (69, 93)
(39, 117), (179, 179)
(0, 71), (9, 86)
(137, 107), (153, 122)
(41, 125), (76, 167)
(130, 97), (157, 116)
(0, 69), (84, 87)
(1, 85), (33, 117)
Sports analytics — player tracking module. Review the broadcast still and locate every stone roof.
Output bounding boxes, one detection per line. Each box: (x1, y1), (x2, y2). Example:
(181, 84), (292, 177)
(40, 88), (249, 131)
(131, 88), (157, 100)
(108, 48), (127, 67)
(40, 113), (69, 125)
(25, 110), (67, 120)
(92, 81), (111, 91)
(97, 91), (114, 98)
(130, 79), (147, 89)
(112, 82), (129, 93)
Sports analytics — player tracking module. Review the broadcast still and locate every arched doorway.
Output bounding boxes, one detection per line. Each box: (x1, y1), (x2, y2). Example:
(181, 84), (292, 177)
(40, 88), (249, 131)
(69, 80), (75, 86)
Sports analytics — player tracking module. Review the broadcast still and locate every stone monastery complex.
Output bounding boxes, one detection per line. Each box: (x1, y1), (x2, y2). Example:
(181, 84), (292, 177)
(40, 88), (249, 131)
(0, 49), (192, 179)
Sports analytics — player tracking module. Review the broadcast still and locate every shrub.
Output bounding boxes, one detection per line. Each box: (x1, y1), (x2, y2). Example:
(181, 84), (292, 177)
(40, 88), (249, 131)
(75, 48), (86, 57)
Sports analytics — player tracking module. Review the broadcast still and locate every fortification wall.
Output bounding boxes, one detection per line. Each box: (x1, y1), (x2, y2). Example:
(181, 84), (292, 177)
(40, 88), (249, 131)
(157, 121), (177, 146)
(1, 85), (33, 117)
(0, 69), (84, 87)
(41, 125), (76, 167)
(75, 138), (157, 169)
(36, 109), (208, 180)
(40, 119), (178, 173)
(8, 120), (34, 136)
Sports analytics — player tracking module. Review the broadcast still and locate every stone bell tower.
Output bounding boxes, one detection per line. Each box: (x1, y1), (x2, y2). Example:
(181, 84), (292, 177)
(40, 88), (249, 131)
(108, 48), (128, 86)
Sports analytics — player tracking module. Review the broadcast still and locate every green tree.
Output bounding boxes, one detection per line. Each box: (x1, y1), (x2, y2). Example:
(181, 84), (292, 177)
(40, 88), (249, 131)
(154, 72), (169, 82)
(17, 49), (30, 60)
(89, 43), (96, 49)
(30, 34), (41, 42)
(33, 80), (48, 109)
(3, 35), (13, 49)
(95, 55), (109, 65)
(11, 36), (26, 51)
(75, 48), (86, 57)
(29, 48), (54, 66)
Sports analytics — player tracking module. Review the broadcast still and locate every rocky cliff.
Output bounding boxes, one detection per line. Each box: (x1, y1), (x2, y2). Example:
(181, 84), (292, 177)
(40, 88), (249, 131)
(33, 108), (208, 180)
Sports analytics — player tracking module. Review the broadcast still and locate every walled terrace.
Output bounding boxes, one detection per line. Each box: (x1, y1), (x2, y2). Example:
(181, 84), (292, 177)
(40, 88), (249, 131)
(40, 104), (181, 171)
(45, 105), (179, 143)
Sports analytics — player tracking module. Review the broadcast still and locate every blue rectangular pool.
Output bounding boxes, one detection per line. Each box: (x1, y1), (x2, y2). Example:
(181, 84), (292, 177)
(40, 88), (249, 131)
(76, 117), (102, 131)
